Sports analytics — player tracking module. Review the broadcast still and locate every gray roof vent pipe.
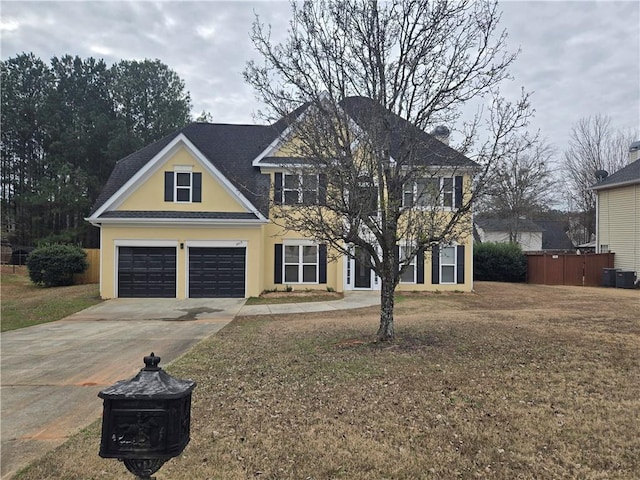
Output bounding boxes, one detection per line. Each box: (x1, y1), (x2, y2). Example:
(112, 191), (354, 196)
(595, 169), (609, 182)
(629, 140), (640, 162)
(431, 125), (450, 145)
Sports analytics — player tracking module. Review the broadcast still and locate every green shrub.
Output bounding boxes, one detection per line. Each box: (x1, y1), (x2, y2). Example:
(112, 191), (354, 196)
(474, 242), (527, 282)
(26, 244), (88, 287)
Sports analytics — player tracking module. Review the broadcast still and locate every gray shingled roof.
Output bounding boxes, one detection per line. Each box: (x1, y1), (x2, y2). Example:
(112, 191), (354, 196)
(591, 158), (640, 190)
(536, 220), (574, 250)
(90, 122), (285, 217)
(340, 96), (477, 169)
(475, 216), (543, 233)
(91, 97), (477, 219)
(99, 211), (260, 220)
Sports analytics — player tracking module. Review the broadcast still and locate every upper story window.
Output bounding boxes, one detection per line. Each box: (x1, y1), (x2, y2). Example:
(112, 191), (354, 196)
(350, 176), (379, 217)
(164, 167), (202, 203)
(274, 172), (325, 206)
(175, 172), (193, 202)
(284, 173), (318, 205)
(403, 177), (439, 207)
(403, 175), (463, 209)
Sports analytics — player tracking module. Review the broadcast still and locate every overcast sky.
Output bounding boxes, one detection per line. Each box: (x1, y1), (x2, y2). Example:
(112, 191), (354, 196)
(2, 0), (639, 161)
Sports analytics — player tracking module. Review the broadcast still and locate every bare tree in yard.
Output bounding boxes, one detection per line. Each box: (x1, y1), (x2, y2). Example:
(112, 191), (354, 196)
(245, 0), (533, 341)
(563, 114), (637, 240)
(480, 137), (557, 242)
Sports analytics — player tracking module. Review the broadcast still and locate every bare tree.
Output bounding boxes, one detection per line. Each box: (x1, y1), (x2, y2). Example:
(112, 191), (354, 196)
(479, 136), (558, 242)
(563, 114), (637, 239)
(245, 0), (533, 341)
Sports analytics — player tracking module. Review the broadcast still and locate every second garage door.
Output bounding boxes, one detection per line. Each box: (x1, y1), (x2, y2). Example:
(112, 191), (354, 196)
(188, 247), (246, 298)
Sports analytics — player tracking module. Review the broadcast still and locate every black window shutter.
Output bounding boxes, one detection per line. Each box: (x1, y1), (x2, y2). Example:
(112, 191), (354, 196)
(456, 245), (465, 284)
(417, 248), (425, 284)
(164, 172), (174, 201)
(274, 172), (283, 205)
(431, 245), (440, 284)
(318, 244), (327, 283)
(274, 244), (283, 284)
(318, 173), (327, 205)
(454, 176), (463, 209)
(192, 173), (202, 202)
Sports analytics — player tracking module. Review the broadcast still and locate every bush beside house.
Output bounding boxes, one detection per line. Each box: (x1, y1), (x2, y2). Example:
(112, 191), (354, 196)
(474, 242), (527, 282)
(26, 244), (88, 287)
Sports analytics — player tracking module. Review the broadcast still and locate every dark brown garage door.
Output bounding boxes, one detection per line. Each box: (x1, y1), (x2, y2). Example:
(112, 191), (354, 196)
(188, 247), (245, 298)
(118, 246), (176, 298)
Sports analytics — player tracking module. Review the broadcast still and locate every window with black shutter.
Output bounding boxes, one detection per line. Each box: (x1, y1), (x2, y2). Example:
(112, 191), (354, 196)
(164, 170), (202, 203)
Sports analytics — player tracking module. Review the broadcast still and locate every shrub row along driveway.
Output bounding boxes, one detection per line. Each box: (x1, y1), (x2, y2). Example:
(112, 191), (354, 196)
(0, 298), (245, 479)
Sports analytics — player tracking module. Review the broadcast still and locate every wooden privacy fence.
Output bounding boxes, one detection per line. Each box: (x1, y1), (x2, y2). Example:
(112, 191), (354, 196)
(75, 248), (100, 284)
(526, 252), (614, 286)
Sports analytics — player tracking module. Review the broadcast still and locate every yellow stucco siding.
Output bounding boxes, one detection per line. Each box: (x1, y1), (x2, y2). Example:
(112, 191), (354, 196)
(99, 224), (264, 299)
(263, 171), (474, 292)
(261, 222), (344, 293)
(117, 147), (247, 212)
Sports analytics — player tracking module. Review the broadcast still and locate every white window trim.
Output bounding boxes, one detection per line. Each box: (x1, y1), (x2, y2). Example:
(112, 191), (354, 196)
(283, 241), (319, 284)
(174, 169), (193, 203)
(403, 176), (455, 210)
(282, 173), (319, 205)
(441, 177), (455, 209)
(440, 244), (457, 284)
(398, 244), (417, 284)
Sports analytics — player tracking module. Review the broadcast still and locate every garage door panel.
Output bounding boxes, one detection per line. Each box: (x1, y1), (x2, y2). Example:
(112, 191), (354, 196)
(189, 247), (245, 298)
(118, 247), (176, 298)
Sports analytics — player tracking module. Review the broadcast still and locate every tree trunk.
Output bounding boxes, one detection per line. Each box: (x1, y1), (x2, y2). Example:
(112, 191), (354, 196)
(377, 280), (395, 341)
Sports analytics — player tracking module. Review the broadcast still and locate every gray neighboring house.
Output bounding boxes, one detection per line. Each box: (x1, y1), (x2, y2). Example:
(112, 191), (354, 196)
(592, 141), (640, 277)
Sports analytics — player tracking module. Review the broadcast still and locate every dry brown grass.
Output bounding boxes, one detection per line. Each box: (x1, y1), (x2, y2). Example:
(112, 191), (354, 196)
(1, 266), (101, 331)
(16, 283), (640, 479)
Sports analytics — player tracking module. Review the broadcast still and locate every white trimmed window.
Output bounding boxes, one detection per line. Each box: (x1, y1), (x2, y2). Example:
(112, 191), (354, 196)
(283, 173), (318, 205)
(440, 245), (456, 283)
(165, 166), (202, 203)
(442, 177), (454, 208)
(175, 171), (193, 202)
(284, 243), (318, 283)
(399, 245), (416, 283)
(402, 177), (446, 208)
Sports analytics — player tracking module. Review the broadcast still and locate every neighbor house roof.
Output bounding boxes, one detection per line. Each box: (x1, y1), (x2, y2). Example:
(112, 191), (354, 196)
(536, 220), (574, 250)
(591, 158), (640, 191)
(475, 216), (543, 233)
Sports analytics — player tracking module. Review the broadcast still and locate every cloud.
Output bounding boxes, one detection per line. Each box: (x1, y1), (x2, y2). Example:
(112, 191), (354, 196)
(1, 0), (637, 152)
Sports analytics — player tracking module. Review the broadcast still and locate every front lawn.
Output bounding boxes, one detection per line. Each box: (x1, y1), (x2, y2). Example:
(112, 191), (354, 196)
(15, 282), (640, 479)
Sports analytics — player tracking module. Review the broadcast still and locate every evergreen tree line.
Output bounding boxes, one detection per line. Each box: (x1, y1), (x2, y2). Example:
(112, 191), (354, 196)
(1, 53), (193, 248)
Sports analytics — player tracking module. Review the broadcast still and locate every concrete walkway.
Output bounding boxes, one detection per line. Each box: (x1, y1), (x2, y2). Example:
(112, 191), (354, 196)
(238, 291), (380, 316)
(0, 292), (379, 479)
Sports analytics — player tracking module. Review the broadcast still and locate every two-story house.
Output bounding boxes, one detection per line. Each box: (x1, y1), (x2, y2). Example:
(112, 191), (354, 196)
(592, 141), (640, 279)
(87, 97), (477, 299)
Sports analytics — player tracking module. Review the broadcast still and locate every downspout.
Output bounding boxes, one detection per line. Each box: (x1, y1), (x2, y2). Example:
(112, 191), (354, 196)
(595, 191), (599, 253)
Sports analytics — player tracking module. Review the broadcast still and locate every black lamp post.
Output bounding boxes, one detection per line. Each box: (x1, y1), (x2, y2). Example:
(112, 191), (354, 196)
(98, 353), (196, 479)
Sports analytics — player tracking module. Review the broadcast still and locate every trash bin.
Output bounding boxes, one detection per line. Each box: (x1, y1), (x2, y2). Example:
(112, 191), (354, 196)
(615, 271), (637, 289)
(602, 268), (619, 287)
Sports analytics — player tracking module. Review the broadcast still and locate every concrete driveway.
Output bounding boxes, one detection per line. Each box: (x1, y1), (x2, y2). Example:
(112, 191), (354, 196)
(0, 297), (245, 479)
